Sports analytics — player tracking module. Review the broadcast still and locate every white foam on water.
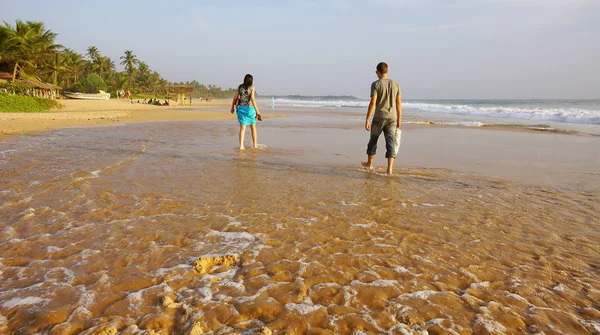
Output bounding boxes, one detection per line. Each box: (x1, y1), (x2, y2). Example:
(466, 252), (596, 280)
(421, 203), (445, 207)
(426, 318), (446, 326)
(373, 243), (398, 248)
(352, 223), (372, 228)
(432, 121), (486, 127)
(46, 246), (63, 253)
(79, 249), (100, 259)
(1, 226), (17, 239)
(405, 102), (600, 124)
(44, 267), (75, 285)
(90, 170), (101, 178)
(459, 268), (480, 282)
(2, 296), (50, 309)
(0, 149), (18, 165)
(474, 313), (507, 334)
(313, 282), (341, 290)
(293, 217), (318, 225)
(78, 290), (95, 308)
(98, 273), (111, 284)
(505, 292), (530, 304)
(402, 290), (439, 299)
(153, 264), (192, 277)
(126, 292), (147, 309)
(205, 230), (257, 253)
(470, 281), (490, 289)
(285, 303), (323, 315)
(580, 319), (600, 333)
(394, 266), (411, 274)
(552, 283), (566, 292)
(410, 255), (433, 264)
(369, 279), (399, 287)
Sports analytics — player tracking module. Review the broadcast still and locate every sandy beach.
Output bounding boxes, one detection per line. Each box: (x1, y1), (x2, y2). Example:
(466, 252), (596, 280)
(0, 99), (284, 137)
(1, 105), (599, 334)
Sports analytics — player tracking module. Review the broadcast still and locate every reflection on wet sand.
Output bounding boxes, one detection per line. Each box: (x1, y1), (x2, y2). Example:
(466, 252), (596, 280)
(1, 120), (599, 334)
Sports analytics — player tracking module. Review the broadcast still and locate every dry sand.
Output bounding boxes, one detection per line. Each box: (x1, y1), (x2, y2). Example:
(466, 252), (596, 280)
(0, 99), (282, 137)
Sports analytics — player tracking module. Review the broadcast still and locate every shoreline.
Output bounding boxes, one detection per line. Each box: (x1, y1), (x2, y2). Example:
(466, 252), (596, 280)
(0, 99), (287, 139)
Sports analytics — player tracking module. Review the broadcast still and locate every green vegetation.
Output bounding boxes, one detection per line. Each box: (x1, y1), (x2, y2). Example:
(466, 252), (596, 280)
(0, 20), (237, 99)
(72, 73), (107, 93)
(172, 80), (238, 99)
(0, 93), (62, 112)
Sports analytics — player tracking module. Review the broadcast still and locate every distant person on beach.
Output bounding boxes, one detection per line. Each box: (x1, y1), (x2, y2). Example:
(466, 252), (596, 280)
(362, 62), (402, 174)
(231, 74), (262, 149)
(270, 97), (275, 109)
(126, 90), (131, 99)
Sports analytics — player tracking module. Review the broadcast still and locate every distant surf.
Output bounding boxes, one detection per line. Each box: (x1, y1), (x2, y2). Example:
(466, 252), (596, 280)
(269, 97), (600, 124)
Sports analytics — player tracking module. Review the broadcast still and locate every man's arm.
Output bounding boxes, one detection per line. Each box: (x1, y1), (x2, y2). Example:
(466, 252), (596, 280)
(396, 91), (402, 128)
(365, 95), (377, 131)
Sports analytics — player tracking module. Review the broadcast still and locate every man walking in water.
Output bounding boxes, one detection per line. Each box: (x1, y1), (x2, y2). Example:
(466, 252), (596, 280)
(362, 62), (402, 174)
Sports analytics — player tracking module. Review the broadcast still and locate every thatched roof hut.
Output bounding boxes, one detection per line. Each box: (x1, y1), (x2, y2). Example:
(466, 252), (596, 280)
(165, 85), (194, 94)
(165, 85), (194, 106)
(14, 79), (61, 90)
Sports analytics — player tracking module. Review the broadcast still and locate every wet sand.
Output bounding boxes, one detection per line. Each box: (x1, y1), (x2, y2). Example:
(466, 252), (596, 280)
(0, 99), (281, 137)
(1, 108), (599, 334)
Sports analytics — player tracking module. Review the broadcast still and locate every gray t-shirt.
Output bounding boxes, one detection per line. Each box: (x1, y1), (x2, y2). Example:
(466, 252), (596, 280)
(370, 78), (400, 119)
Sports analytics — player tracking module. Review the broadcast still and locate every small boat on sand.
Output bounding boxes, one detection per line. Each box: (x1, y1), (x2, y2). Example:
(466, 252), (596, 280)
(64, 91), (111, 100)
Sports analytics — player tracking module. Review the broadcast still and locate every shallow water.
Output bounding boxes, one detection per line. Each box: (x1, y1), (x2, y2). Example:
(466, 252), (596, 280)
(1, 114), (599, 334)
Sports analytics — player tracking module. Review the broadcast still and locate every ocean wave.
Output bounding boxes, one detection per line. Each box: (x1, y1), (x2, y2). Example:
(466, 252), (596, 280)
(272, 98), (600, 124)
(404, 102), (600, 124)
(275, 98), (367, 108)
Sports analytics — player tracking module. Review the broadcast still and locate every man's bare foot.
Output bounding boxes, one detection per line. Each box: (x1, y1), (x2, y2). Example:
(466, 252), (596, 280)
(361, 160), (373, 170)
(386, 170), (393, 175)
(239, 147), (246, 150)
(253, 144), (259, 148)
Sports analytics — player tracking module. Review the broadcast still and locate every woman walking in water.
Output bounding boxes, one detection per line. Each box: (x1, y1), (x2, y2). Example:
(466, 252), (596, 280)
(231, 74), (262, 149)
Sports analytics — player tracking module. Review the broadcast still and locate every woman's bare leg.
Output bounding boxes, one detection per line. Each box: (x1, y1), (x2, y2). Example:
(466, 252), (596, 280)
(250, 124), (258, 148)
(239, 124), (246, 150)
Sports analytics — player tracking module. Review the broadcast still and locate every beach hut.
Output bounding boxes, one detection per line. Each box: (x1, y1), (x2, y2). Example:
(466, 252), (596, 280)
(165, 85), (194, 106)
(12, 79), (62, 99)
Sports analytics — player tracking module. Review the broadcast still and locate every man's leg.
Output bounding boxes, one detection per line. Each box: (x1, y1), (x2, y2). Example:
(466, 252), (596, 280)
(239, 124), (246, 150)
(383, 119), (397, 174)
(362, 119), (384, 169)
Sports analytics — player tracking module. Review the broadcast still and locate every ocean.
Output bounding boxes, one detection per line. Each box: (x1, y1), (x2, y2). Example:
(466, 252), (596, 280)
(268, 97), (600, 129)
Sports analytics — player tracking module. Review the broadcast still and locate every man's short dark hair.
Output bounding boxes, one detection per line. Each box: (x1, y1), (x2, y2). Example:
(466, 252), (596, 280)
(376, 62), (388, 74)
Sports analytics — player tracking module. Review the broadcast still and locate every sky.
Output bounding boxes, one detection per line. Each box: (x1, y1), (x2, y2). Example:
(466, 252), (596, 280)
(2, 0), (599, 99)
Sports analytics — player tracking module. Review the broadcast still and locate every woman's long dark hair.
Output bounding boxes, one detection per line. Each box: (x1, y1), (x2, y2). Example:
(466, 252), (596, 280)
(239, 74), (253, 90)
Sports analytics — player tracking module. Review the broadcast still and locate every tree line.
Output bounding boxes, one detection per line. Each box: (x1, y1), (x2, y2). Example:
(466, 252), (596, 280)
(0, 20), (236, 98)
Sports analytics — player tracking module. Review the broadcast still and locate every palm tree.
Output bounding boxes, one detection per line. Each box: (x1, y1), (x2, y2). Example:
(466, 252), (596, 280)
(0, 20), (59, 80)
(86, 46), (100, 61)
(136, 61), (151, 90)
(94, 56), (115, 79)
(43, 51), (67, 85)
(120, 50), (139, 87)
(147, 71), (161, 96)
(120, 50), (139, 72)
(64, 50), (86, 87)
(107, 71), (129, 92)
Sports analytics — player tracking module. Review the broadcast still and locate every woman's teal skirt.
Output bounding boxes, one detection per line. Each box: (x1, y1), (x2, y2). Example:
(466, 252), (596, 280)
(236, 105), (257, 125)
